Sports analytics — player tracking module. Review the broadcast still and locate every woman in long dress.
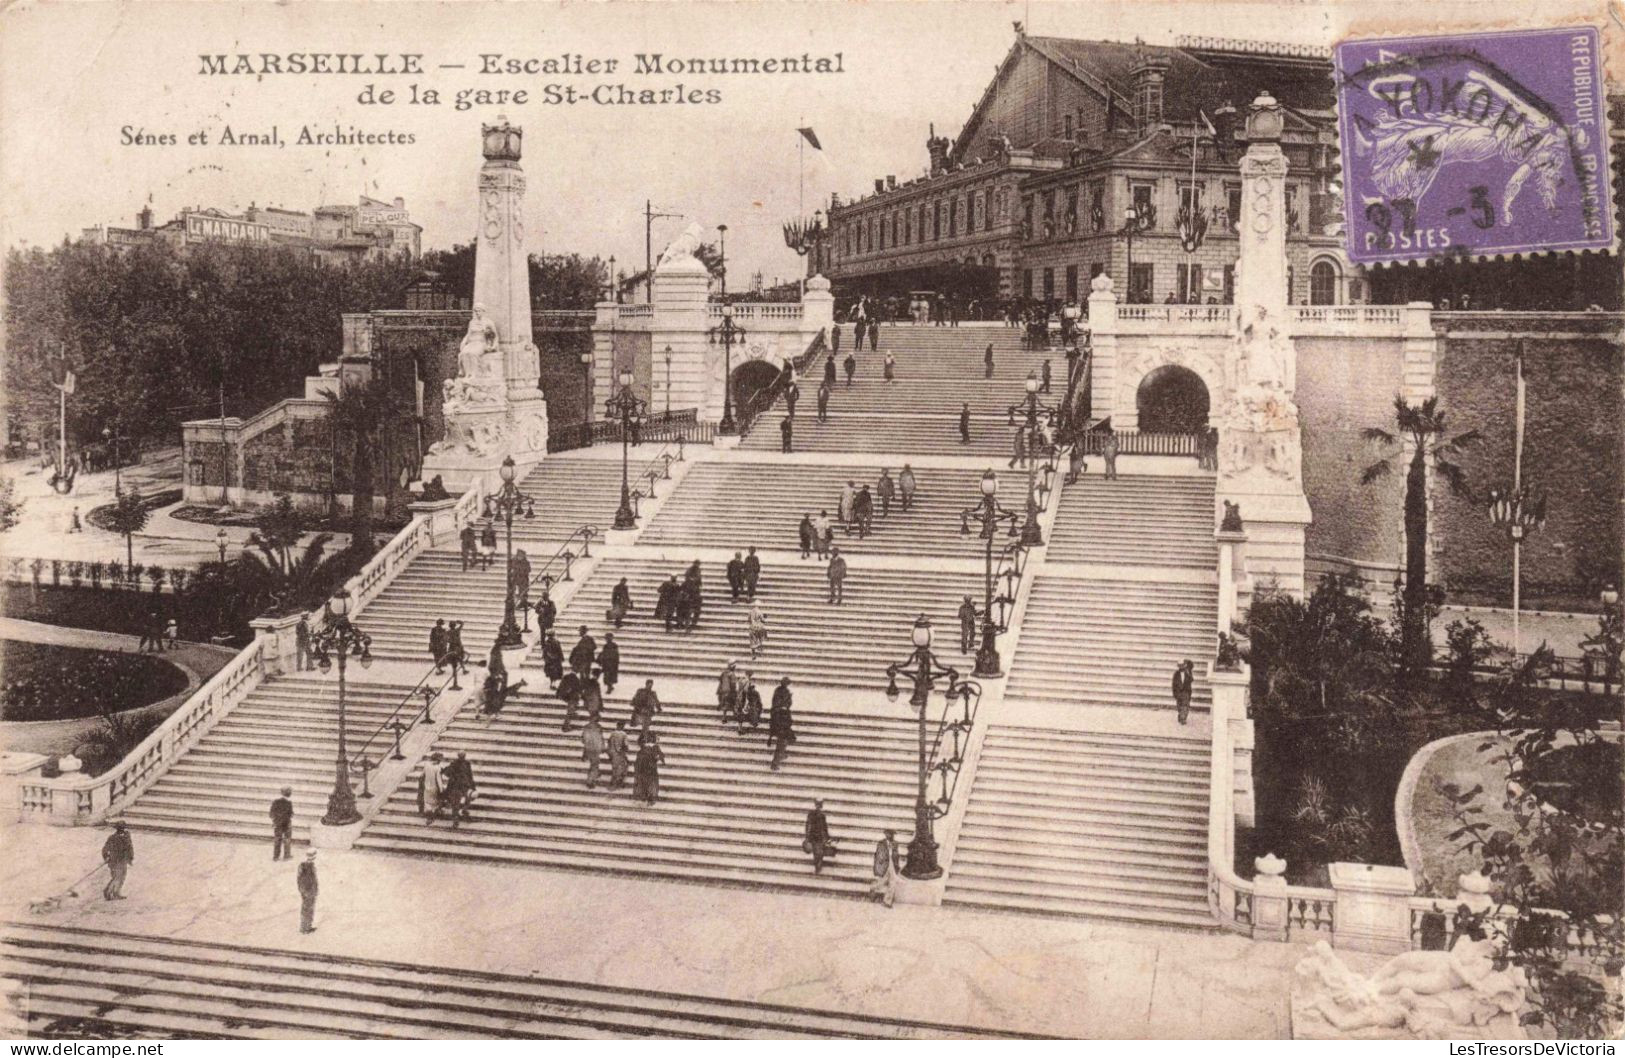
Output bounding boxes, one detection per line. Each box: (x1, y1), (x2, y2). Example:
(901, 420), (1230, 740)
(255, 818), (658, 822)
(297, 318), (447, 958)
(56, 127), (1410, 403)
(747, 603), (768, 659)
(417, 753), (446, 822)
(633, 733), (666, 805)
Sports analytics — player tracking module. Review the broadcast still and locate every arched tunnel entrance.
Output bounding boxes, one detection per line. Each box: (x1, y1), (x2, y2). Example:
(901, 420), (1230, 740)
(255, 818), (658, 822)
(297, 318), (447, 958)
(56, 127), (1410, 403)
(1135, 365), (1210, 434)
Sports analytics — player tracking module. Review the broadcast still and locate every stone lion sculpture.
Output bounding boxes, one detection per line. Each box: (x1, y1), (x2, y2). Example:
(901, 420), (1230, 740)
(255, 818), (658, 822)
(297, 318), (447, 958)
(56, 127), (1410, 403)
(1292, 939), (1527, 1040)
(657, 222), (706, 268)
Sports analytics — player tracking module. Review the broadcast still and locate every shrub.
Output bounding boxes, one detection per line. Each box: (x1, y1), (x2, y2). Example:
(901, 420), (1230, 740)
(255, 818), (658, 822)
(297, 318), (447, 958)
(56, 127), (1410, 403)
(51, 559), (61, 587)
(107, 560), (123, 585)
(88, 561), (105, 589)
(168, 567), (188, 594)
(147, 565), (166, 594)
(66, 561), (83, 588)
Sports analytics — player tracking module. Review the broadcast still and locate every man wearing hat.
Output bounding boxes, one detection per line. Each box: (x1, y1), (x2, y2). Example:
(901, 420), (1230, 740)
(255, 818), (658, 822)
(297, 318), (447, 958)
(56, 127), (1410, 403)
(802, 799), (836, 874)
(297, 851), (319, 933)
(101, 822), (134, 901)
(269, 787), (295, 861)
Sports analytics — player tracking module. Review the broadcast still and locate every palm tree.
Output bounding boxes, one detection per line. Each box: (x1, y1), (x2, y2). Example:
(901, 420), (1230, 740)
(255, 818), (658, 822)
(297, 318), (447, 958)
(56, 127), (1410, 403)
(240, 530), (341, 615)
(1360, 396), (1478, 675)
(322, 379), (399, 555)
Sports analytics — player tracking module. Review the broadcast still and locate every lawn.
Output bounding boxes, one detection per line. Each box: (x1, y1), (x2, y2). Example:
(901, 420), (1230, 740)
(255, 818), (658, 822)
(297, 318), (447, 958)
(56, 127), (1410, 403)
(0, 639), (189, 722)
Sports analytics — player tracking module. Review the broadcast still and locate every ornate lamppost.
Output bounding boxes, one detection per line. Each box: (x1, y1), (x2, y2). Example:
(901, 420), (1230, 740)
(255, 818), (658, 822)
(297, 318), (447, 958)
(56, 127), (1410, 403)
(959, 470), (1022, 677)
(101, 425), (123, 495)
(1116, 202), (1156, 303)
(884, 614), (960, 880)
(708, 304), (746, 435)
(311, 588), (373, 826)
(490, 456), (535, 647)
(1487, 485), (1546, 656)
(1007, 372), (1059, 547)
(605, 368), (647, 529)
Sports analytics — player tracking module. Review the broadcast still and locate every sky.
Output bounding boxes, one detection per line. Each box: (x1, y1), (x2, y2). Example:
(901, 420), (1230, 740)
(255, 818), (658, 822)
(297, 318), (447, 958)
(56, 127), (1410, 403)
(0, 0), (1612, 288)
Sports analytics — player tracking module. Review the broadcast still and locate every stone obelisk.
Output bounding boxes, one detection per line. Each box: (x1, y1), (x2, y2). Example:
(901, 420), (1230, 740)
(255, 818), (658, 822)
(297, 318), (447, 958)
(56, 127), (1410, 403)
(1218, 92), (1312, 598)
(424, 116), (549, 491)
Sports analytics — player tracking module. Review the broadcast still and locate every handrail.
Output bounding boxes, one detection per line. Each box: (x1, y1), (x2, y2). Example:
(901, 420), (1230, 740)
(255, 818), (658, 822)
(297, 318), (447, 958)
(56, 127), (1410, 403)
(922, 678), (983, 820)
(346, 664), (460, 778)
(627, 439), (685, 512)
(737, 329), (828, 439)
(527, 524), (600, 594)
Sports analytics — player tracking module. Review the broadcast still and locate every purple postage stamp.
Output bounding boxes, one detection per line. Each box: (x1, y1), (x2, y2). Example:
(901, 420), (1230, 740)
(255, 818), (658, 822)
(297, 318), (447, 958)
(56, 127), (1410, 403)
(1335, 26), (1613, 264)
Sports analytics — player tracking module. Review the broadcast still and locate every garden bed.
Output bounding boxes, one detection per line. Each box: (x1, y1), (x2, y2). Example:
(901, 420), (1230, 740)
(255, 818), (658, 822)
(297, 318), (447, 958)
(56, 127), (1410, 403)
(0, 639), (188, 722)
(85, 488), (181, 532)
(2, 583), (185, 640)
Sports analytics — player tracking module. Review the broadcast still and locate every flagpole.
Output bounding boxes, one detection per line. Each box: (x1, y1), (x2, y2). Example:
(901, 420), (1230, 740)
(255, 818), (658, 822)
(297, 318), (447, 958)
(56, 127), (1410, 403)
(1188, 119), (1198, 302)
(799, 127), (806, 294)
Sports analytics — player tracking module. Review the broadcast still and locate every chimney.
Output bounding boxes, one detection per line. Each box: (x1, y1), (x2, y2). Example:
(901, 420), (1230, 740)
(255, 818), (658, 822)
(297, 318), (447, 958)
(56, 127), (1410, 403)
(137, 205), (153, 230)
(926, 122), (951, 175)
(1130, 45), (1172, 135)
(887, 175), (897, 191)
(875, 178), (886, 195)
(394, 197), (405, 208)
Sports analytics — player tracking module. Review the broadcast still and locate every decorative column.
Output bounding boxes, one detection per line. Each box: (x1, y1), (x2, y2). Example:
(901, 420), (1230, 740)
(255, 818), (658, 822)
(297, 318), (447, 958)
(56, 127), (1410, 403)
(1085, 273), (1120, 424)
(1217, 92), (1312, 596)
(423, 117), (550, 492)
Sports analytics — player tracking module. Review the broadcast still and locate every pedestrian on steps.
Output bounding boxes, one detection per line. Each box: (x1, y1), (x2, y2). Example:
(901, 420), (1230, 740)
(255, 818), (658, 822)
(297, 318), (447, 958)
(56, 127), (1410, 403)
(101, 822), (134, 901)
(460, 524), (477, 571)
(1172, 659), (1194, 726)
(297, 851), (319, 933)
(831, 323), (842, 356)
(816, 381), (830, 423)
(1066, 439), (1087, 485)
(442, 751), (476, 827)
(803, 800), (837, 874)
(737, 672), (764, 732)
(780, 414), (793, 453)
(428, 620), (448, 674)
(1101, 428), (1120, 481)
(633, 732), (665, 804)
(270, 787), (294, 861)
(960, 403), (972, 445)
(418, 752), (446, 821)
(883, 351), (897, 383)
(854, 486), (874, 539)
(541, 630), (564, 688)
(844, 351), (856, 387)
(824, 352), (837, 387)
(656, 574), (679, 632)
(769, 678), (796, 770)
(748, 602), (768, 659)
(581, 717), (605, 789)
(295, 614), (312, 672)
(609, 577), (633, 628)
(535, 586), (558, 636)
(959, 595), (979, 654)
(744, 547), (761, 600)
(785, 381), (799, 420)
(581, 670), (605, 725)
(570, 625), (596, 679)
(868, 318), (880, 351)
(727, 551), (746, 602)
(899, 465), (917, 511)
(813, 511), (833, 559)
(511, 548), (531, 614)
(447, 621), (469, 675)
(608, 720), (631, 789)
(1041, 358), (1053, 394)
(826, 547), (847, 604)
(798, 513), (815, 559)
(558, 670), (582, 732)
(984, 342), (995, 379)
(717, 661), (740, 722)
(872, 830), (901, 907)
(598, 633), (621, 694)
(630, 679), (662, 733)
(1009, 426), (1027, 469)
(877, 468), (895, 518)
(479, 520), (498, 570)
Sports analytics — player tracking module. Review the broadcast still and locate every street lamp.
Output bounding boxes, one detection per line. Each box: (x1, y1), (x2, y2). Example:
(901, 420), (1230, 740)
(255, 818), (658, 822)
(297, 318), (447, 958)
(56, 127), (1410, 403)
(959, 470), (1022, 677)
(708, 303), (745, 435)
(605, 368), (647, 529)
(884, 614), (959, 880)
(663, 345), (673, 416)
(216, 527), (229, 564)
(491, 456), (535, 647)
(1116, 202), (1156, 303)
(101, 425), (123, 495)
(1007, 372), (1058, 547)
(717, 224), (728, 297)
(311, 588), (373, 826)
(1487, 485), (1546, 656)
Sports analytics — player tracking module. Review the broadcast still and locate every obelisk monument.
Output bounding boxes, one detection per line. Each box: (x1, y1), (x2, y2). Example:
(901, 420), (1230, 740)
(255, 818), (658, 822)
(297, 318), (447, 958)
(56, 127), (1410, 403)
(424, 116), (549, 490)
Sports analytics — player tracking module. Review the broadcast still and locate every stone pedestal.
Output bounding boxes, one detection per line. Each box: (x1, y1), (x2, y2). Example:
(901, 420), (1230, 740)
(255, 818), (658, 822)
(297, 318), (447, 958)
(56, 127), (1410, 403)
(1329, 862), (1416, 954)
(1251, 853), (1290, 941)
(1209, 667), (1255, 828)
(1086, 277), (1119, 421)
(407, 498), (462, 547)
(249, 612), (306, 677)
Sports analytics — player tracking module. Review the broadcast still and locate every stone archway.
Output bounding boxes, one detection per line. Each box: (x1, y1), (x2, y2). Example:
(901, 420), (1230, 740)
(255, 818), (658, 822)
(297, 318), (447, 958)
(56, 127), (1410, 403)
(1136, 365), (1210, 434)
(731, 358), (783, 417)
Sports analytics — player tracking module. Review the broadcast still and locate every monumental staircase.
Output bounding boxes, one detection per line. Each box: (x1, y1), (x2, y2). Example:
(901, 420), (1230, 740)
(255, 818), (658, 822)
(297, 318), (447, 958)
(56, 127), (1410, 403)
(1, 922), (1030, 1039)
(353, 696), (922, 895)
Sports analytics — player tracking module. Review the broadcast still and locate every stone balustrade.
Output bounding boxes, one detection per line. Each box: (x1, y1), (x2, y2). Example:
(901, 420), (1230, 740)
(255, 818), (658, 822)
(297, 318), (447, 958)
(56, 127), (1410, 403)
(706, 302), (806, 322)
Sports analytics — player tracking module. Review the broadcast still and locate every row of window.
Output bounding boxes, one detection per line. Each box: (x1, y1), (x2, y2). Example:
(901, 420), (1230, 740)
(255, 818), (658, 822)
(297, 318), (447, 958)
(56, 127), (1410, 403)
(1019, 181), (1304, 242)
(1020, 259), (1342, 305)
(838, 186), (1010, 257)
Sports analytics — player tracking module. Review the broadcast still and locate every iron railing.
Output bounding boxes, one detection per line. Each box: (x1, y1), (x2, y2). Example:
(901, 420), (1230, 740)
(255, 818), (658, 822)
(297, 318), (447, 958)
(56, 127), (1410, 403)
(548, 409), (711, 453)
(736, 330), (829, 439)
(1078, 429), (1201, 458)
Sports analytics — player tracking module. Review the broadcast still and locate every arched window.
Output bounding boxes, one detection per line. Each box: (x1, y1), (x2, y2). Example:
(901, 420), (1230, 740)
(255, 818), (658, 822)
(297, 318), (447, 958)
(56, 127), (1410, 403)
(1309, 259), (1339, 305)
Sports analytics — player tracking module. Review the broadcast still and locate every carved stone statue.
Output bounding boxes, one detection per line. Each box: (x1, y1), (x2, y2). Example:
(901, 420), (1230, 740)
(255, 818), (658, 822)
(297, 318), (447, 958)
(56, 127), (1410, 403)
(1292, 939), (1527, 1040)
(657, 222), (706, 268)
(458, 303), (501, 379)
(1220, 500), (1243, 532)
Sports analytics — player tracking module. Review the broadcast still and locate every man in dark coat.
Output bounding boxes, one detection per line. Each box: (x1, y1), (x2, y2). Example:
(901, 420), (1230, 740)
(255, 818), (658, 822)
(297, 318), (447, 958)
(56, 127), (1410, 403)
(844, 351), (856, 387)
(1041, 358), (1053, 394)
(558, 670), (582, 732)
(727, 551), (746, 602)
(630, 678), (662, 732)
(716, 661), (740, 722)
(743, 547), (762, 600)
(598, 633), (621, 694)
(827, 547), (847, 604)
(737, 673), (764, 732)
(459, 523), (477, 571)
(1172, 659), (1194, 725)
(960, 402), (972, 444)
(656, 575), (679, 632)
(899, 465), (917, 510)
(769, 678), (796, 770)
(102, 822), (134, 900)
(535, 587), (557, 635)
(511, 549), (532, 613)
(447, 621), (468, 674)
(570, 625), (596, 679)
(780, 414), (793, 454)
(984, 342), (995, 379)
(868, 317), (880, 351)
(784, 381), (799, 420)
(803, 799), (836, 874)
(581, 670), (605, 723)
(609, 577), (633, 628)
(958, 595), (979, 654)
(683, 561), (704, 628)
(816, 381), (831, 422)
(442, 752), (475, 827)
(798, 513), (815, 559)
(429, 619), (448, 673)
(297, 851), (319, 933)
(853, 486), (874, 539)
(824, 352), (837, 387)
(270, 786), (295, 861)
(876, 469), (895, 518)
(830, 324), (841, 356)
(541, 630), (564, 687)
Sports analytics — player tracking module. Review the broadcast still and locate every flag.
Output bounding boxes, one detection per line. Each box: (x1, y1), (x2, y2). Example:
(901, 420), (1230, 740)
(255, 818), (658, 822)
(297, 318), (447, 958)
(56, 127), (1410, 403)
(797, 127), (822, 151)
(1199, 110), (1217, 137)
(57, 370), (75, 395)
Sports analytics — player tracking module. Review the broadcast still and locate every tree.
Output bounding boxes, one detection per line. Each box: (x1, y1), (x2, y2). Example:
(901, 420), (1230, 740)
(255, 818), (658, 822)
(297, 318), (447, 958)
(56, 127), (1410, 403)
(1361, 396), (1478, 676)
(105, 487), (150, 571)
(241, 529), (341, 615)
(322, 379), (400, 554)
(0, 476), (21, 532)
(1439, 648), (1622, 1037)
(245, 493), (308, 577)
